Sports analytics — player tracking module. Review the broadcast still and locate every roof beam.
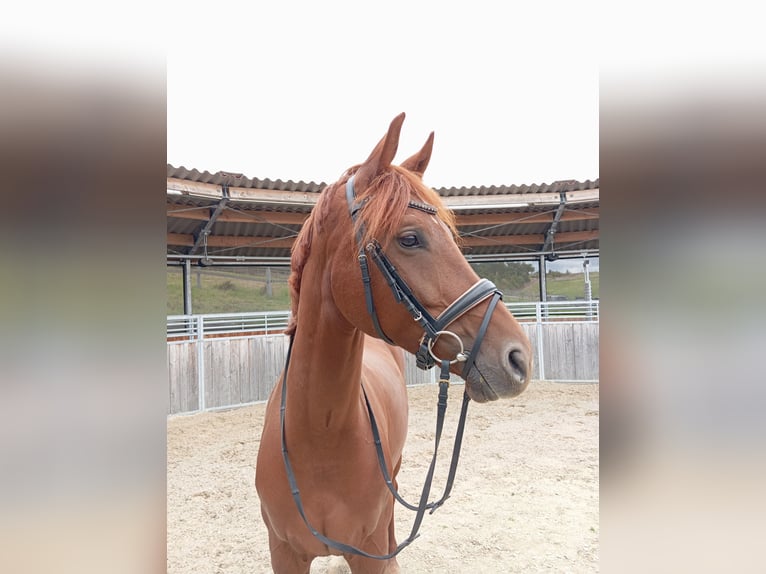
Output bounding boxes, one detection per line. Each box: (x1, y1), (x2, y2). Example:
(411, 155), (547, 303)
(168, 177), (598, 209)
(168, 233), (297, 250)
(167, 203), (309, 225)
(169, 230), (597, 251)
(461, 230), (598, 247)
(541, 192), (567, 253)
(168, 178), (320, 205)
(456, 209), (599, 226)
(443, 188), (599, 209)
(188, 185), (230, 255)
(167, 204), (598, 227)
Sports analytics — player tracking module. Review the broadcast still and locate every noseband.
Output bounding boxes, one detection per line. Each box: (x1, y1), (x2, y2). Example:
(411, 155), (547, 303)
(345, 175), (503, 377)
(279, 175), (506, 561)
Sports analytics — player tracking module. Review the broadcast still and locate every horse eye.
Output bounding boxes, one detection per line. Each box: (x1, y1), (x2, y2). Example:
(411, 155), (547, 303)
(398, 233), (420, 249)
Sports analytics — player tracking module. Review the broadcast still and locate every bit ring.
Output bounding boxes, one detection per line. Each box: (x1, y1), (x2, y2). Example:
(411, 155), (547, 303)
(427, 330), (467, 365)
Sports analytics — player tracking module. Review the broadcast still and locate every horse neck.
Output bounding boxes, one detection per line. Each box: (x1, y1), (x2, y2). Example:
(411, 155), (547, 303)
(286, 250), (365, 432)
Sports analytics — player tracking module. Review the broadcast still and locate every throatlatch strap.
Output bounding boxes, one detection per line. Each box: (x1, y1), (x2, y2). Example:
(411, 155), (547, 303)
(358, 251), (396, 345)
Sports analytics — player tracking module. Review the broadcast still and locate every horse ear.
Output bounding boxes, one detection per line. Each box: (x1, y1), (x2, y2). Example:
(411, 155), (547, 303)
(400, 131), (434, 177)
(355, 112), (406, 191)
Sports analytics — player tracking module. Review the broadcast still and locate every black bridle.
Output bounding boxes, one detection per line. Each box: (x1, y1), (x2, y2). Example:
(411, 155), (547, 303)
(345, 176), (502, 373)
(279, 175), (504, 560)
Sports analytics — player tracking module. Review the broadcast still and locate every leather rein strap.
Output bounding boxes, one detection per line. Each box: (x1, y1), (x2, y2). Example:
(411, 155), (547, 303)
(278, 175), (504, 560)
(364, 286), (502, 516)
(279, 336), (418, 560)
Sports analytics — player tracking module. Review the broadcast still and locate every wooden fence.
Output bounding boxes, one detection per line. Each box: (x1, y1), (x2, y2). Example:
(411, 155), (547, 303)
(520, 322), (599, 382)
(168, 335), (436, 415)
(167, 304), (598, 415)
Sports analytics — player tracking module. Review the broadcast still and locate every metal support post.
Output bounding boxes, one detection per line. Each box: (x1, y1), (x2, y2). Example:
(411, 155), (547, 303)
(538, 254), (547, 321)
(535, 302), (545, 381)
(196, 314), (205, 411)
(183, 259), (193, 315)
(265, 267), (273, 298)
(583, 256), (593, 319)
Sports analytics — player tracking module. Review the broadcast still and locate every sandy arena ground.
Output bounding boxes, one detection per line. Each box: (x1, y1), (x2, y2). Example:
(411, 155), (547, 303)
(168, 380), (599, 573)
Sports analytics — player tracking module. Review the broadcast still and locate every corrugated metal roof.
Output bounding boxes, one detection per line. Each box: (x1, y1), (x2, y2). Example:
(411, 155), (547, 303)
(436, 178), (599, 197)
(168, 164), (598, 197)
(168, 165), (325, 193)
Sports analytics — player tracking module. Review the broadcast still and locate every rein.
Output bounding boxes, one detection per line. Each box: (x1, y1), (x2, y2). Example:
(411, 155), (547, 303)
(279, 175), (503, 560)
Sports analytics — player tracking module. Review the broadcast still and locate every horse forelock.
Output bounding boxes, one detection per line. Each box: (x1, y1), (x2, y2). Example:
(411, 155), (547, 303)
(353, 166), (458, 249)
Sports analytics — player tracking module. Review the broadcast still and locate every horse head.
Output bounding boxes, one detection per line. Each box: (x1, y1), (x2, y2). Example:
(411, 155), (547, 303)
(293, 113), (532, 402)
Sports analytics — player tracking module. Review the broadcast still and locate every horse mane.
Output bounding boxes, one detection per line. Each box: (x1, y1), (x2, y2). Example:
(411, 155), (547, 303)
(284, 166), (458, 336)
(284, 190), (324, 336)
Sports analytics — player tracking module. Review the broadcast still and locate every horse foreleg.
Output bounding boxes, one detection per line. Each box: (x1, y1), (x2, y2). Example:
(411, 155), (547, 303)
(265, 527), (312, 574)
(345, 507), (401, 574)
(345, 548), (400, 574)
(353, 560), (400, 574)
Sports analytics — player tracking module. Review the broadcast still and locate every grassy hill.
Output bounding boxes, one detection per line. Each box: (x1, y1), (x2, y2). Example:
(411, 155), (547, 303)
(506, 272), (599, 302)
(167, 268), (291, 315)
(167, 268), (598, 315)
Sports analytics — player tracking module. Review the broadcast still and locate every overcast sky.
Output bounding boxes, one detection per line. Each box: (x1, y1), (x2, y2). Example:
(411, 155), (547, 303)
(167, 2), (598, 190)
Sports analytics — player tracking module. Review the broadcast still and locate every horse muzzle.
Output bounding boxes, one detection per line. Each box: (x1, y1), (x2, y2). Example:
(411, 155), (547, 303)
(464, 343), (531, 403)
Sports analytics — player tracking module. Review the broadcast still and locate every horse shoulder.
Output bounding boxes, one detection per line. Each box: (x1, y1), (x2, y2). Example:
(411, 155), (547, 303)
(363, 335), (406, 376)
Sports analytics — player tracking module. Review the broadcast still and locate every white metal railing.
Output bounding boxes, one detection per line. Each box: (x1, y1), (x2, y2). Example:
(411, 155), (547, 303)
(166, 301), (597, 340)
(506, 299), (599, 322)
(167, 310), (291, 341)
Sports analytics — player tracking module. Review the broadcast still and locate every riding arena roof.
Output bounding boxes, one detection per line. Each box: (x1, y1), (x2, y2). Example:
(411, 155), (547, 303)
(167, 164), (599, 265)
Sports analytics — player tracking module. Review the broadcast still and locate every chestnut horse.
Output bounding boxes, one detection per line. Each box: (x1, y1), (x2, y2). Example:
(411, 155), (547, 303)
(255, 113), (532, 573)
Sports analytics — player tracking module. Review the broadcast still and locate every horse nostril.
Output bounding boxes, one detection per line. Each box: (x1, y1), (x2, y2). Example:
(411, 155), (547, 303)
(508, 348), (528, 382)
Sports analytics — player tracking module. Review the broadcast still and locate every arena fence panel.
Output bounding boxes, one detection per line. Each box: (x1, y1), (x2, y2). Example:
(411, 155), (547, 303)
(167, 301), (598, 415)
